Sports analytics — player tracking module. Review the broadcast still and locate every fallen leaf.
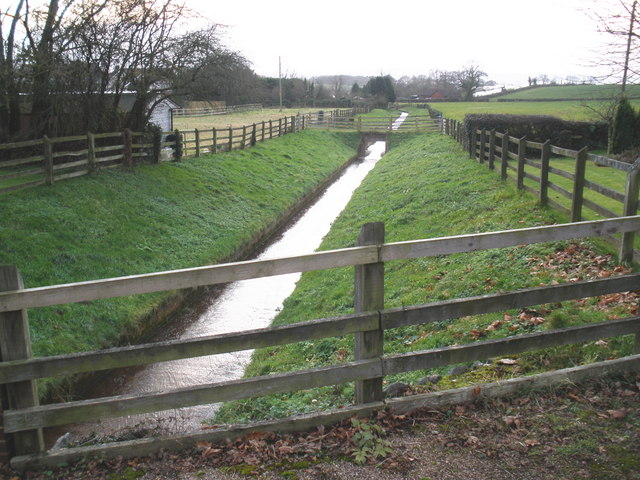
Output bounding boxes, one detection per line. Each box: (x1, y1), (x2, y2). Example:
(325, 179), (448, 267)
(472, 386), (481, 399)
(498, 358), (518, 365)
(607, 409), (627, 419)
(524, 439), (541, 447)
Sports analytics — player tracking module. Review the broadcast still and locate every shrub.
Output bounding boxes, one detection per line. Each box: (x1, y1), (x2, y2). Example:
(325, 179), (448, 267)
(610, 96), (638, 154)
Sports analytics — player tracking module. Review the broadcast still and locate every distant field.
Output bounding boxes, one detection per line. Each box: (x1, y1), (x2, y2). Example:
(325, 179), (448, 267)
(427, 99), (640, 122)
(494, 84), (640, 100)
(173, 108), (322, 131)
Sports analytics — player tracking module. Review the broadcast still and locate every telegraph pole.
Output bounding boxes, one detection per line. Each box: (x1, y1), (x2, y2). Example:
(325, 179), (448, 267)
(279, 56), (283, 112)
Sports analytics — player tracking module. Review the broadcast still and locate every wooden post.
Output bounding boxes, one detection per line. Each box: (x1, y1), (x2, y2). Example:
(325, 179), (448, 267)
(228, 126), (233, 152)
(87, 132), (96, 173)
(619, 159), (640, 263)
(43, 135), (54, 185)
(241, 126), (247, 149)
(269, 120), (273, 139)
(539, 140), (551, 206)
(488, 130), (496, 169)
(571, 147), (588, 223)
(354, 222), (384, 405)
(301, 116), (305, 131)
(0, 266), (45, 456)
(501, 132), (509, 181)
(194, 129), (200, 157)
(516, 136), (526, 189)
(251, 123), (257, 146)
(470, 129), (477, 159)
(123, 129), (133, 167)
(212, 127), (217, 154)
(173, 129), (182, 162)
(261, 121), (266, 142)
(279, 118), (282, 137)
(479, 130), (486, 164)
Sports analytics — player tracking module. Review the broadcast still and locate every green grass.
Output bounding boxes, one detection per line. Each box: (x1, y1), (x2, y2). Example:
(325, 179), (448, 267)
(173, 108), (322, 131)
(0, 130), (359, 396)
(422, 100), (640, 122)
(494, 84), (640, 101)
(214, 131), (634, 425)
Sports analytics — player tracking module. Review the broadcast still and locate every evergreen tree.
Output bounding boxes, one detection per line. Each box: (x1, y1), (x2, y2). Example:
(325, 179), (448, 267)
(611, 96), (638, 154)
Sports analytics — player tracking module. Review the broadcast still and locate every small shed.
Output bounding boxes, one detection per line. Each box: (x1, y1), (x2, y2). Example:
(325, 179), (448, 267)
(149, 98), (181, 132)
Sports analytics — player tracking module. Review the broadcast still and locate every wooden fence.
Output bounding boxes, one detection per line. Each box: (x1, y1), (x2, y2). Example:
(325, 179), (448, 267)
(442, 118), (640, 264)
(172, 103), (263, 117)
(0, 116), (304, 194)
(0, 108), (431, 194)
(305, 113), (441, 133)
(1, 217), (640, 469)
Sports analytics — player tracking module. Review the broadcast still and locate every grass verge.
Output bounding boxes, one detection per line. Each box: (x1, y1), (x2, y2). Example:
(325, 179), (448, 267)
(214, 132), (636, 424)
(0, 130), (359, 398)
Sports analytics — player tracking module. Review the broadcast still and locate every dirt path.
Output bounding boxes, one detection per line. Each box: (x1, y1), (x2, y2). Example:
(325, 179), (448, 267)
(4, 373), (639, 480)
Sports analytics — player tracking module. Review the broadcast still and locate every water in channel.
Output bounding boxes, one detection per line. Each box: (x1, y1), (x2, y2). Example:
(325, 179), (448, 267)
(51, 138), (391, 447)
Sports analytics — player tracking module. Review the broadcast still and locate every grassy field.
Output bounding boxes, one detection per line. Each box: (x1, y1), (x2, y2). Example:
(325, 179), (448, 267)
(214, 132), (634, 424)
(423, 100), (640, 122)
(173, 108), (323, 130)
(0, 130), (359, 396)
(494, 84), (640, 100)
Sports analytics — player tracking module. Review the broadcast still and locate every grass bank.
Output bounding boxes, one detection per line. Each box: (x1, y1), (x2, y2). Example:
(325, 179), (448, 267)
(421, 100), (640, 122)
(215, 132), (635, 424)
(0, 130), (359, 396)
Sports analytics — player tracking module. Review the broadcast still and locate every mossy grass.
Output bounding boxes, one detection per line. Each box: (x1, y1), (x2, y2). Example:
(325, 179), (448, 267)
(0, 130), (359, 396)
(215, 130), (634, 425)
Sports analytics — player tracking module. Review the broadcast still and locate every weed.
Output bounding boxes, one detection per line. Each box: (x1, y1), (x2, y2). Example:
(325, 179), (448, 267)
(350, 418), (394, 465)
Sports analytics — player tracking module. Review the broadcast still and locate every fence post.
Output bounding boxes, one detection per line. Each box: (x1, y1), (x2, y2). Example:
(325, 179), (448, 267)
(212, 127), (217, 154)
(470, 129), (477, 159)
(241, 126), (247, 149)
(501, 132), (509, 181)
(0, 266), (45, 457)
(516, 136), (526, 189)
(261, 121), (266, 142)
(228, 127), (233, 152)
(194, 129), (200, 157)
(354, 222), (384, 405)
(619, 158), (640, 263)
(173, 129), (182, 162)
(269, 120), (273, 139)
(539, 140), (551, 206)
(43, 135), (54, 185)
(479, 130), (486, 164)
(571, 147), (588, 222)
(251, 123), (257, 146)
(123, 129), (133, 167)
(488, 130), (496, 169)
(87, 132), (96, 173)
(278, 118), (282, 137)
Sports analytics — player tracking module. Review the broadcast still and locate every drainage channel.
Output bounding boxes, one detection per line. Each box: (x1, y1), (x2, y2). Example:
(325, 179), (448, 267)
(50, 118), (406, 449)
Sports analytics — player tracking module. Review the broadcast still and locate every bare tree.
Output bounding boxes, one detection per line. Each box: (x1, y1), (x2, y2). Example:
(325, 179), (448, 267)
(0, 0), (26, 139)
(332, 75), (343, 99)
(591, 0), (639, 92)
(456, 65), (487, 100)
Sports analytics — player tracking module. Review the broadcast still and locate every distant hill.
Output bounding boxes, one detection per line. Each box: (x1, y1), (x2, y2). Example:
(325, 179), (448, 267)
(492, 84), (640, 101)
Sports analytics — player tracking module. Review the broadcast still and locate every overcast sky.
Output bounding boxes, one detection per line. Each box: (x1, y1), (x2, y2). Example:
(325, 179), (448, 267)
(185, 0), (615, 87)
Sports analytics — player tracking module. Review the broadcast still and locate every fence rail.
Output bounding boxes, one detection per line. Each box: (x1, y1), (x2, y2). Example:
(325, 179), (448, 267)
(172, 103), (263, 117)
(441, 118), (640, 264)
(1, 217), (640, 469)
